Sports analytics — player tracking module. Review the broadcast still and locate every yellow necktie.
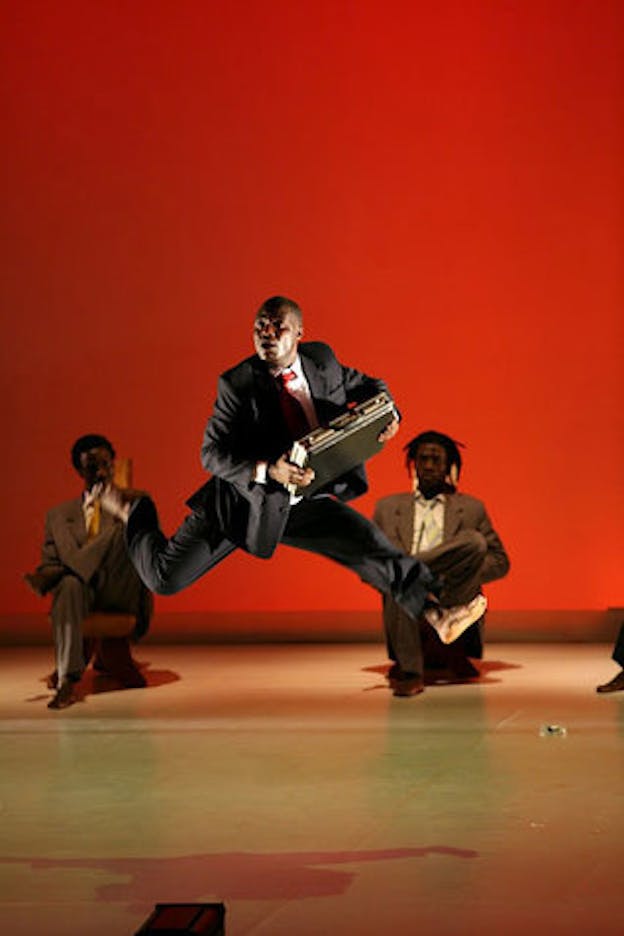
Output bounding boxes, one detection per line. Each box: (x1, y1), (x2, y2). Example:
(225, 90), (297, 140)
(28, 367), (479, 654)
(87, 499), (101, 540)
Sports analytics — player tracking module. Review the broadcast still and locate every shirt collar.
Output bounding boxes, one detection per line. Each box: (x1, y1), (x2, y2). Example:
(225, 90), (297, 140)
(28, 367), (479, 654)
(414, 492), (445, 506)
(275, 354), (303, 380)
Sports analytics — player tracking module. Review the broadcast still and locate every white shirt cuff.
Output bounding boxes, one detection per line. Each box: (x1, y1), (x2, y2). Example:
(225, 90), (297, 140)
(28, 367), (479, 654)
(253, 461), (268, 484)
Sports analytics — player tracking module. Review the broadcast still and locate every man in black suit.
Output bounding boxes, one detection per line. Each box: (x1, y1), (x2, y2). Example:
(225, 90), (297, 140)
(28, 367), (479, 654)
(106, 297), (437, 694)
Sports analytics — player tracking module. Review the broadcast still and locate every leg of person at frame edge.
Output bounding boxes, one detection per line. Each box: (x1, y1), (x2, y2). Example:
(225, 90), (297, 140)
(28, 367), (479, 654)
(49, 531), (148, 708)
(596, 622), (624, 694)
(124, 486), (437, 640)
(384, 530), (488, 684)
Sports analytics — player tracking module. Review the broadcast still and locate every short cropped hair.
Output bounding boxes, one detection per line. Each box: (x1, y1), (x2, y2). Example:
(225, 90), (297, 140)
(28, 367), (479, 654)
(405, 430), (464, 480)
(256, 295), (302, 326)
(71, 434), (115, 471)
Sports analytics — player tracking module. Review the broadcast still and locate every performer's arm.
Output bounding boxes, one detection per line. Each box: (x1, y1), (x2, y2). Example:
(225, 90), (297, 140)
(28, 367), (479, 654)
(477, 504), (510, 583)
(24, 512), (68, 596)
(340, 361), (400, 441)
(39, 512), (65, 573)
(200, 375), (259, 486)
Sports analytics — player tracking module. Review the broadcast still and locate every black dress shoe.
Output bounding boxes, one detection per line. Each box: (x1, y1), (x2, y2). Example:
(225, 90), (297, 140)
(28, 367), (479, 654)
(116, 666), (147, 689)
(47, 679), (77, 710)
(450, 657), (480, 679)
(92, 655), (110, 675)
(596, 670), (624, 693)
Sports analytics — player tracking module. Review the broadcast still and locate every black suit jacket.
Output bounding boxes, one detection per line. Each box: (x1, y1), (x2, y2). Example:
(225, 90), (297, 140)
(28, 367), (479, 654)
(187, 341), (392, 558)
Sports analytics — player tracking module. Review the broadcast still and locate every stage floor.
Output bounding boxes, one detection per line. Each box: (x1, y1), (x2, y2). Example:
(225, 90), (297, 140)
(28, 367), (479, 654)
(0, 643), (622, 935)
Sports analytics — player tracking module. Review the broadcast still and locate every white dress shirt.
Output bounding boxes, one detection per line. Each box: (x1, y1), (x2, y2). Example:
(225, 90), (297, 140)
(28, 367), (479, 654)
(254, 354), (319, 485)
(411, 493), (445, 554)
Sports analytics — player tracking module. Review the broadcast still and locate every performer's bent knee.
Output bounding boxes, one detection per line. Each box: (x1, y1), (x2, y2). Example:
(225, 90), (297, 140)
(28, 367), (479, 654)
(53, 574), (85, 598)
(457, 529), (487, 557)
(149, 574), (185, 597)
(130, 560), (184, 597)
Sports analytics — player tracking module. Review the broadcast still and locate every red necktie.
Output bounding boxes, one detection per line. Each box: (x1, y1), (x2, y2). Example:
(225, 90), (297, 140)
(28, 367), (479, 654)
(277, 371), (310, 441)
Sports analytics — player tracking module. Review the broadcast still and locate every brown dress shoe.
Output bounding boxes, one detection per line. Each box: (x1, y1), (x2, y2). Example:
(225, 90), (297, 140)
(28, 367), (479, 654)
(47, 679), (77, 710)
(596, 670), (624, 693)
(389, 668), (425, 698)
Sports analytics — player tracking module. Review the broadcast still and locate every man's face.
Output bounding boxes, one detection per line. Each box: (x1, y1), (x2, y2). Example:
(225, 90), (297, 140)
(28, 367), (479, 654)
(413, 443), (448, 495)
(77, 446), (114, 490)
(253, 307), (302, 371)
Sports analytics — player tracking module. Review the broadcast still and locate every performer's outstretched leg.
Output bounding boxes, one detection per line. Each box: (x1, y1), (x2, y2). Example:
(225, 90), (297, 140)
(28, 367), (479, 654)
(125, 496), (237, 595)
(281, 497), (436, 621)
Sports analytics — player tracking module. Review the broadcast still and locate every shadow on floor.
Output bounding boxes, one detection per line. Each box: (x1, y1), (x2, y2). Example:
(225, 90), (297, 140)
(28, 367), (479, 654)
(362, 658), (522, 688)
(3, 845), (478, 909)
(26, 661), (180, 704)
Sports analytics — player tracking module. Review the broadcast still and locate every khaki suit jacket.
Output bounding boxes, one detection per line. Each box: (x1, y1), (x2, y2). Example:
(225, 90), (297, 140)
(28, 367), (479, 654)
(373, 491), (509, 585)
(40, 497), (123, 584)
(38, 495), (152, 638)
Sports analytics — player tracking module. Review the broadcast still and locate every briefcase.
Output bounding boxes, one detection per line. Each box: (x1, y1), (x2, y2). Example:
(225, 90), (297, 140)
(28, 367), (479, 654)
(134, 902), (225, 935)
(288, 391), (395, 497)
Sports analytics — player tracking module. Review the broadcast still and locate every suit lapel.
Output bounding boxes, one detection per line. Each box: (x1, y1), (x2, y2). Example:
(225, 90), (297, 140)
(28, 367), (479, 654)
(251, 356), (274, 391)
(391, 496), (414, 553)
(300, 349), (327, 402)
(251, 358), (282, 425)
(62, 498), (88, 547)
(444, 493), (463, 539)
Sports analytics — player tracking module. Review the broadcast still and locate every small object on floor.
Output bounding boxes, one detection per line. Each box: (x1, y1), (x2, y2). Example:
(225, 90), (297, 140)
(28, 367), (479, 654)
(539, 724), (567, 737)
(47, 678), (77, 710)
(134, 902), (225, 935)
(596, 670), (624, 693)
(424, 594), (487, 644)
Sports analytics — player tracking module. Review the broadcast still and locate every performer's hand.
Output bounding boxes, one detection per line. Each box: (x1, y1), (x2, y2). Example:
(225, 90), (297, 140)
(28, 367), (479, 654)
(269, 455), (315, 490)
(23, 570), (63, 597)
(99, 483), (132, 523)
(378, 416), (399, 443)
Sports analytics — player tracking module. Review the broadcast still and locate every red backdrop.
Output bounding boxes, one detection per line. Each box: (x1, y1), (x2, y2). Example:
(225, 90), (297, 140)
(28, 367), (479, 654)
(3, 0), (622, 615)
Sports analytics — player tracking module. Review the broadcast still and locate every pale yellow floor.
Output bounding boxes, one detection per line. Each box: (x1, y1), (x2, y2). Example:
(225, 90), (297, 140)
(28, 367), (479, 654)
(0, 643), (622, 936)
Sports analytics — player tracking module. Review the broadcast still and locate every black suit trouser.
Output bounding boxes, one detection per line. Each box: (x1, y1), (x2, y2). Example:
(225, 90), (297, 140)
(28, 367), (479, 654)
(612, 622), (624, 668)
(126, 495), (434, 623)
